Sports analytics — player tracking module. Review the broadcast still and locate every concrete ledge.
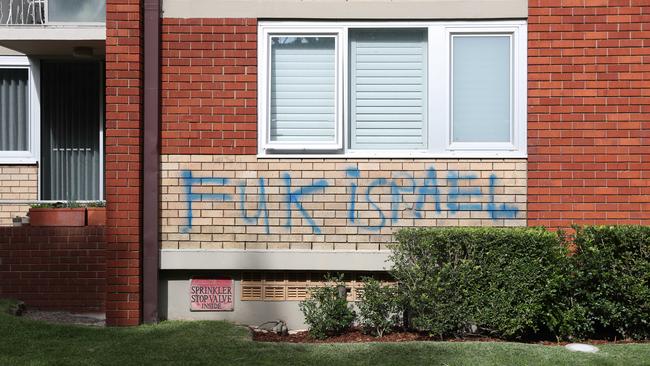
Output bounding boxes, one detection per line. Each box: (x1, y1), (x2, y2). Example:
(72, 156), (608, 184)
(163, 0), (527, 19)
(160, 249), (393, 271)
(0, 26), (105, 41)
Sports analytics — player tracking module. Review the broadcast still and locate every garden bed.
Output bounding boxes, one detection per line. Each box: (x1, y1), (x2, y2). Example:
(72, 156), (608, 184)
(253, 328), (430, 343)
(252, 328), (649, 345)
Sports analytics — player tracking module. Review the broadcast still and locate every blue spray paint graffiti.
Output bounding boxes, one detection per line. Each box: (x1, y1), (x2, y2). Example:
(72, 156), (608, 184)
(447, 171), (483, 213)
(238, 177), (270, 234)
(414, 167), (442, 218)
(487, 174), (519, 220)
(365, 178), (389, 232)
(180, 166), (519, 234)
(181, 170), (231, 233)
(282, 173), (329, 234)
(346, 167), (361, 224)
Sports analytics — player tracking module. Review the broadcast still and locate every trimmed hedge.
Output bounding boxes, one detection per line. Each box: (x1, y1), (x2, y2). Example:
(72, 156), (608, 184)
(391, 226), (650, 341)
(392, 227), (569, 340)
(568, 225), (650, 340)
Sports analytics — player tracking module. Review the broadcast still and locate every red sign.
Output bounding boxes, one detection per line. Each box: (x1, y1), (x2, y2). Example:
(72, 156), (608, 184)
(189, 278), (234, 311)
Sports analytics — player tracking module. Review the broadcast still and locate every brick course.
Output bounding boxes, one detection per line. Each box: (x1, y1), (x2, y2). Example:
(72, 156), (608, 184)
(0, 165), (38, 226)
(161, 18), (257, 155)
(0, 226), (105, 312)
(105, 0), (143, 326)
(528, 0), (650, 227)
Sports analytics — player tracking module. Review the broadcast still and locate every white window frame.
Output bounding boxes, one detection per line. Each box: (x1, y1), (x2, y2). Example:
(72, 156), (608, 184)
(259, 27), (345, 151)
(0, 56), (40, 164)
(257, 20), (527, 158)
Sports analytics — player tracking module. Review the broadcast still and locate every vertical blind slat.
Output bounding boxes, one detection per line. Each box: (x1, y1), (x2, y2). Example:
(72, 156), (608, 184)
(0, 69), (29, 152)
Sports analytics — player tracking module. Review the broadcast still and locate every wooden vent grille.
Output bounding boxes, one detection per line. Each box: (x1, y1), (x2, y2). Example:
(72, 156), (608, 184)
(240, 272), (395, 302)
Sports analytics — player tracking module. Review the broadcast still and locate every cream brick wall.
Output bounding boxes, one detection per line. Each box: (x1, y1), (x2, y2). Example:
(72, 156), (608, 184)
(0, 165), (38, 225)
(161, 155), (527, 251)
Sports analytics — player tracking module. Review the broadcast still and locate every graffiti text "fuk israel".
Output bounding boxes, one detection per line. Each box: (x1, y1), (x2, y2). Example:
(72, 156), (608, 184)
(180, 166), (519, 234)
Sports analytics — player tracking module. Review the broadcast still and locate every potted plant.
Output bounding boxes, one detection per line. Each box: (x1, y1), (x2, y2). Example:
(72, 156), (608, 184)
(28, 201), (86, 227)
(86, 201), (107, 226)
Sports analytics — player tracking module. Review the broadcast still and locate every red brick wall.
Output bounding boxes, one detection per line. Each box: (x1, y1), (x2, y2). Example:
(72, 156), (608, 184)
(527, 0), (650, 227)
(161, 18), (257, 155)
(105, 0), (143, 326)
(0, 227), (105, 312)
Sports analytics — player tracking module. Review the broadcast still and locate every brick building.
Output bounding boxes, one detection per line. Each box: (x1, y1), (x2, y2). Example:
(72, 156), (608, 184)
(1, 0), (649, 326)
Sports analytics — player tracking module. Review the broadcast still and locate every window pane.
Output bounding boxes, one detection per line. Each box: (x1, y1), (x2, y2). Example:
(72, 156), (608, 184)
(350, 29), (427, 150)
(41, 61), (101, 200)
(0, 68), (28, 152)
(270, 36), (336, 143)
(452, 35), (511, 143)
(48, 0), (105, 22)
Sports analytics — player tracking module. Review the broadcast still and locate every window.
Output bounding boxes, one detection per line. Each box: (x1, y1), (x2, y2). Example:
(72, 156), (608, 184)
(268, 33), (341, 149)
(350, 29), (427, 150)
(0, 56), (38, 163)
(258, 21), (527, 158)
(40, 61), (103, 201)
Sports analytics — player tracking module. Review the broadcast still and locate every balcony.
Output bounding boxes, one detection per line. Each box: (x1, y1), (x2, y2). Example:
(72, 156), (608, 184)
(0, 0), (105, 25)
(0, 0), (105, 56)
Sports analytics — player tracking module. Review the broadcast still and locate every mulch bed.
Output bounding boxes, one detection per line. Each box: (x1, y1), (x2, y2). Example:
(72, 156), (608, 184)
(252, 328), (649, 345)
(252, 328), (503, 344)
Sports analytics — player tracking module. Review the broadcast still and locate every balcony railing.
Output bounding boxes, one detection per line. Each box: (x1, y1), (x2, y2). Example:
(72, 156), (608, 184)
(0, 0), (105, 25)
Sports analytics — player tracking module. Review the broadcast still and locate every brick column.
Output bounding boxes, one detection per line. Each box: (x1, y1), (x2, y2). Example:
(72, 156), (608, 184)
(528, 0), (650, 228)
(105, 0), (143, 326)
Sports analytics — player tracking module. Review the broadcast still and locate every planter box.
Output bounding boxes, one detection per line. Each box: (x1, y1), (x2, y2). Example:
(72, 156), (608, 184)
(28, 208), (86, 227)
(86, 207), (106, 226)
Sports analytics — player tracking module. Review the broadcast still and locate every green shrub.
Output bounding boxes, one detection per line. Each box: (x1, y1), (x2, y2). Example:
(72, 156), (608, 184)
(299, 274), (356, 339)
(569, 225), (650, 340)
(29, 201), (82, 209)
(85, 201), (106, 208)
(392, 227), (572, 340)
(357, 277), (401, 337)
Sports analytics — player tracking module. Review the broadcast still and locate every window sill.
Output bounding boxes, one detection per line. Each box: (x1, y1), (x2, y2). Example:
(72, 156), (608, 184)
(0, 158), (38, 165)
(256, 151), (527, 159)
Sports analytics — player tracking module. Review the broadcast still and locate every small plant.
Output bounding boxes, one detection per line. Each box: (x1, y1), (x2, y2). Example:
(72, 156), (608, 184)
(29, 203), (55, 209)
(357, 277), (402, 337)
(29, 201), (82, 209)
(85, 201), (106, 208)
(299, 274), (356, 339)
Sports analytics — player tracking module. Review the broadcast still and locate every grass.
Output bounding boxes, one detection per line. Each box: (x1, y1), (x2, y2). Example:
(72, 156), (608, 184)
(1, 300), (650, 366)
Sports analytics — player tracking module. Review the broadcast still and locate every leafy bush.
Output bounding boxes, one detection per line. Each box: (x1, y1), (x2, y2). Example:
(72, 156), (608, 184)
(299, 274), (356, 339)
(357, 277), (401, 337)
(568, 225), (650, 340)
(392, 227), (572, 340)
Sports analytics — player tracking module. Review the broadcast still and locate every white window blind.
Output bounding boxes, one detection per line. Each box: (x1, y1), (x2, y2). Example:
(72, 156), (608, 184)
(350, 29), (427, 150)
(269, 36), (337, 145)
(0, 68), (29, 152)
(452, 35), (511, 143)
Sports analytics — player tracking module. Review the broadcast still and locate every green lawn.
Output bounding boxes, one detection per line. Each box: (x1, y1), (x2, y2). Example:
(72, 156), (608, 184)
(1, 301), (649, 366)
